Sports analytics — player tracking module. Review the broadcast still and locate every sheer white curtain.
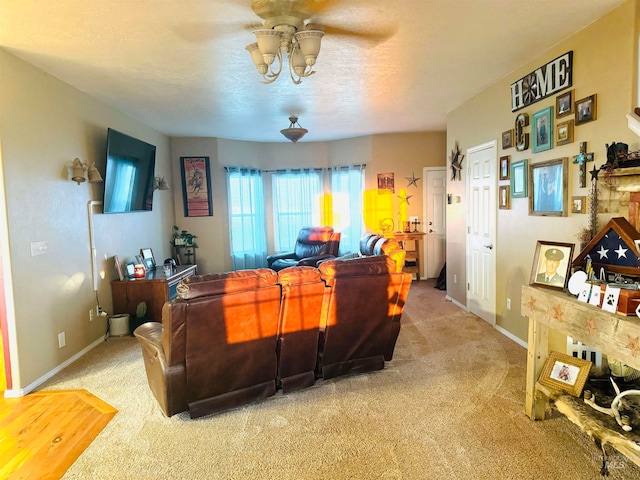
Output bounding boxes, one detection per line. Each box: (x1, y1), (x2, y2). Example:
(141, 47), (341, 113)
(331, 165), (365, 254)
(272, 169), (323, 252)
(225, 167), (268, 270)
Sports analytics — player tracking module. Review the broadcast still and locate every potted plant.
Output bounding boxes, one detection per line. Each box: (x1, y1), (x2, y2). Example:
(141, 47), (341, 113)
(129, 301), (148, 335)
(172, 225), (198, 248)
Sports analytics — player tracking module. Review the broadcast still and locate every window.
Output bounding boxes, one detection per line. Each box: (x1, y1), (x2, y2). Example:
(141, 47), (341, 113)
(272, 169), (323, 252)
(225, 167), (267, 270)
(330, 165), (365, 254)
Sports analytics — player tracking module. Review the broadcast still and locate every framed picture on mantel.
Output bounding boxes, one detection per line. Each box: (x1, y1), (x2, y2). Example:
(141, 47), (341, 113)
(180, 157), (213, 217)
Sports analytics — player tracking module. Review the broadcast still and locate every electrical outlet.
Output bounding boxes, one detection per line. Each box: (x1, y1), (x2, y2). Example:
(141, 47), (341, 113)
(89, 308), (95, 322)
(507, 298), (511, 310)
(58, 332), (66, 348)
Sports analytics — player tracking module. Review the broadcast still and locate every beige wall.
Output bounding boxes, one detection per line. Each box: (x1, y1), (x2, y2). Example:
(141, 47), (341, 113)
(0, 49), (174, 390)
(446, 0), (640, 344)
(171, 132), (446, 276)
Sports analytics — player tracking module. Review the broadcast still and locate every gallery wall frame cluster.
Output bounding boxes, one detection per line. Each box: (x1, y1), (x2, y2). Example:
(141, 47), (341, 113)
(499, 50), (598, 214)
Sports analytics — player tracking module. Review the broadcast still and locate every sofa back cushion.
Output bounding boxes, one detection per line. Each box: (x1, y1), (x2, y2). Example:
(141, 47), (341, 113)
(318, 255), (396, 280)
(176, 268), (277, 299)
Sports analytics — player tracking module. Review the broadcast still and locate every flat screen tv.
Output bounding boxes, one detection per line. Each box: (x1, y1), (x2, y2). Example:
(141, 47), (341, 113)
(103, 128), (156, 214)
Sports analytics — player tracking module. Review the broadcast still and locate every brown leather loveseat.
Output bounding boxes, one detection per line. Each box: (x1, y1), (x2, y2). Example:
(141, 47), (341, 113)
(134, 256), (411, 418)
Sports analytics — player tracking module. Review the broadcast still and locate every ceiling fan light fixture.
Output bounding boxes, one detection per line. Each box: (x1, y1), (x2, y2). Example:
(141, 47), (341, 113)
(253, 29), (281, 64)
(295, 30), (324, 66)
(246, 42), (269, 75)
(281, 116), (308, 143)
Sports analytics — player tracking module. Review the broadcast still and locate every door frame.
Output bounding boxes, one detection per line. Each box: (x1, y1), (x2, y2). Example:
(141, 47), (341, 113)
(465, 140), (497, 325)
(422, 166), (446, 279)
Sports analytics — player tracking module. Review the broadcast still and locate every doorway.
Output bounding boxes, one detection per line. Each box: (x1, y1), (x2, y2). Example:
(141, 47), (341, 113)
(422, 167), (446, 278)
(466, 141), (497, 325)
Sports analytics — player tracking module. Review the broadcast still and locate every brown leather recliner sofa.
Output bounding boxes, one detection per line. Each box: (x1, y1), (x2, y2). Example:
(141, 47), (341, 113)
(134, 256), (411, 418)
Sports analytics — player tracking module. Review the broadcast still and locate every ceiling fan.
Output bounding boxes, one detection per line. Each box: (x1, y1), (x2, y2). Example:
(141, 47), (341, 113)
(244, 0), (396, 84)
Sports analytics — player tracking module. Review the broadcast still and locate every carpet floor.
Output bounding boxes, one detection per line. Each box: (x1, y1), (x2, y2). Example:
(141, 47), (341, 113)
(39, 280), (640, 479)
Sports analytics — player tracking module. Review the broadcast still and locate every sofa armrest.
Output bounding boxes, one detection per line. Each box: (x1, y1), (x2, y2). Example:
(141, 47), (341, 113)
(267, 251), (296, 267)
(134, 322), (165, 361)
(298, 253), (335, 267)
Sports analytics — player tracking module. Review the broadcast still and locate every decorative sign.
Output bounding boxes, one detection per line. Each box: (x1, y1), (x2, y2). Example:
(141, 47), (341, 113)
(515, 113), (529, 152)
(511, 51), (573, 112)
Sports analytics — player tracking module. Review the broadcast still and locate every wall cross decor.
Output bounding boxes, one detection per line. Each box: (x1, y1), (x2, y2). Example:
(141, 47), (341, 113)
(573, 141), (594, 188)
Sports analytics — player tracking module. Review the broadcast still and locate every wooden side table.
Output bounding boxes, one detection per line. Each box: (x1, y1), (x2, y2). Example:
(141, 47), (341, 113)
(111, 264), (197, 322)
(393, 232), (425, 281)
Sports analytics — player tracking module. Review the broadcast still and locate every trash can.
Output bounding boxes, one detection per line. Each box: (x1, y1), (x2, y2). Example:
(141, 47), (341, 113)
(109, 314), (130, 337)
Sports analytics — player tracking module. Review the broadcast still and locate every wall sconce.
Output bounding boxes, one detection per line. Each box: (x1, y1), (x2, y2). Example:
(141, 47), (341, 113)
(153, 176), (170, 191)
(71, 158), (103, 184)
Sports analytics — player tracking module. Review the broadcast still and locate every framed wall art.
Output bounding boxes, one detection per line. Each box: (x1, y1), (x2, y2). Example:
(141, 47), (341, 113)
(529, 240), (575, 291)
(538, 351), (591, 397)
(575, 94), (597, 125)
(529, 157), (568, 217)
(509, 159), (528, 198)
(499, 185), (510, 209)
(377, 172), (395, 193)
(571, 196), (586, 214)
(499, 155), (510, 180)
(555, 89), (574, 118)
(532, 106), (554, 153)
(180, 157), (213, 217)
(502, 129), (514, 149)
(556, 119), (574, 146)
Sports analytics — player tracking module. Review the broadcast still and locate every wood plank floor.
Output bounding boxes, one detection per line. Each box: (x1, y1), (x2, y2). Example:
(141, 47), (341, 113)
(0, 389), (117, 479)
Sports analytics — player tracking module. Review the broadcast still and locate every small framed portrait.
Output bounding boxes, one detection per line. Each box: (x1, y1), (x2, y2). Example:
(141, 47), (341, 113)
(502, 129), (514, 149)
(499, 155), (510, 180)
(556, 119), (574, 146)
(529, 157), (568, 217)
(532, 106), (554, 153)
(143, 257), (154, 271)
(135, 254), (144, 266)
(125, 262), (136, 279)
(538, 351), (592, 397)
(510, 159), (528, 199)
(377, 172), (395, 194)
(530, 240), (574, 291)
(571, 195), (586, 214)
(555, 90), (574, 118)
(499, 185), (510, 209)
(113, 255), (124, 281)
(140, 248), (156, 269)
(575, 94), (597, 125)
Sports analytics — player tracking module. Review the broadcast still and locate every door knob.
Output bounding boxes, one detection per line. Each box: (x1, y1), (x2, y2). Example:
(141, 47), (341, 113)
(429, 221), (433, 225)
(429, 229), (433, 233)
(484, 244), (494, 250)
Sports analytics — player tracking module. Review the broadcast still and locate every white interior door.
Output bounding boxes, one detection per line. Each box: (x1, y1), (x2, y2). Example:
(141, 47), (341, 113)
(466, 141), (496, 325)
(423, 167), (446, 278)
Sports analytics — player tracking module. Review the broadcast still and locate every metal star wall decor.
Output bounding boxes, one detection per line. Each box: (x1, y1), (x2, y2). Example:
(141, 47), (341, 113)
(449, 141), (464, 181)
(405, 172), (420, 188)
(397, 192), (413, 205)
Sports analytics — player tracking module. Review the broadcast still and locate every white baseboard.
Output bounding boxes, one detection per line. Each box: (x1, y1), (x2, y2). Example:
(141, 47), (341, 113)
(494, 324), (527, 349)
(3, 336), (106, 398)
(445, 295), (468, 311)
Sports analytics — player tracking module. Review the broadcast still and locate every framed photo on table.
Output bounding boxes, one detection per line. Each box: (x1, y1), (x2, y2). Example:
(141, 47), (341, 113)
(180, 156), (213, 217)
(125, 262), (136, 279)
(529, 240), (574, 291)
(140, 248), (156, 269)
(529, 158), (568, 217)
(538, 351), (591, 397)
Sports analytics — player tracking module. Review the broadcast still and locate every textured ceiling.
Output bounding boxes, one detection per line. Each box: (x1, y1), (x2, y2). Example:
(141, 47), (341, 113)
(0, 0), (626, 142)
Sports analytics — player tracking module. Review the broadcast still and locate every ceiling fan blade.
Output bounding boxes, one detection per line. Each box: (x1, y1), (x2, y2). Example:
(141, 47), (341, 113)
(172, 22), (249, 44)
(313, 23), (398, 48)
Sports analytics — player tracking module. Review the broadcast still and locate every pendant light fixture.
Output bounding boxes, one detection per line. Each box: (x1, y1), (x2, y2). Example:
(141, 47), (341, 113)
(280, 116), (308, 143)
